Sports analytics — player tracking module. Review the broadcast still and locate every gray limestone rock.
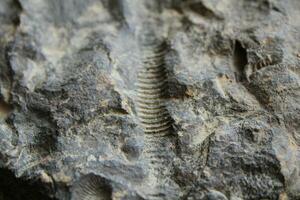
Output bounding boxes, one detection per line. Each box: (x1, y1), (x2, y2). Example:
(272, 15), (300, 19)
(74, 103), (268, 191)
(0, 0), (299, 199)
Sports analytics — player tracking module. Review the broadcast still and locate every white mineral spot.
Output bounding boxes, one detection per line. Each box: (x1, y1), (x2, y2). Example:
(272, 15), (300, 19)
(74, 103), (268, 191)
(87, 155), (97, 162)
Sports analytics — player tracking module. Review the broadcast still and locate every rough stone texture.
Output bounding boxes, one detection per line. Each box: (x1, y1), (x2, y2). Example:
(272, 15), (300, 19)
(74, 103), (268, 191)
(0, 0), (299, 199)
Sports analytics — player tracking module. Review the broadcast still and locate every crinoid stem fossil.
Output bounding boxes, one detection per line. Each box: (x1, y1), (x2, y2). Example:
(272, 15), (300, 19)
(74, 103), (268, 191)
(137, 40), (172, 137)
(136, 31), (178, 199)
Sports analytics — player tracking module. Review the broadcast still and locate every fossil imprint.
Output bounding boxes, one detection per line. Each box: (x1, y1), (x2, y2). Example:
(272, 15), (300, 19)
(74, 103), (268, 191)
(71, 174), (112, 200)
(244, 39), (283, 81)
(135, 33), (176, 188)
(136, 38), (173, 136)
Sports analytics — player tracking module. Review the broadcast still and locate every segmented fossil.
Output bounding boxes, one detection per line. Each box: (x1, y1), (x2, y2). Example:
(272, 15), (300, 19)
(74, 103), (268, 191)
(136, 34), (177, 198)
(143, 134), (174, 178)
(136, 39), (172, 137)
(251, 54), (280, 70)
(71, 174), (112, 200)
(244, 40), (283, 81)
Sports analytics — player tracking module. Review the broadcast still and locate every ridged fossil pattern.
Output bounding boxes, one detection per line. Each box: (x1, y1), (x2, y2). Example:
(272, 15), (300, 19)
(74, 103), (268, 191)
(244, 40), (283, 81)
(251, 54), (279, 71)
(71, 174), (112, 200)
(244, 54), (282, 81)
(136, 35), (177, 199)
(143, 134), (174, 178)
(136, 39), (172, 136)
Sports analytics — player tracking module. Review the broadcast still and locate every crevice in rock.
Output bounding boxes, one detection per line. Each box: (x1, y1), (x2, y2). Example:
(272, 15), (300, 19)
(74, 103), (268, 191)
(233, 37), (284, 110)
(0, 168), (56, 200)
(0, 0), (22, 28)
(233, 40), (248, 82)
(109, 107), (129, 115)
(0, 98), (13, 118)
(0, 43), (15, 105)
(168, 78), (189, 100)
(30, 129), (58, 156)
(4, 115), (19, 146)
(185, 1), (223, 20)
(103, 0), (126, 25)
(11, 0), (22, 27)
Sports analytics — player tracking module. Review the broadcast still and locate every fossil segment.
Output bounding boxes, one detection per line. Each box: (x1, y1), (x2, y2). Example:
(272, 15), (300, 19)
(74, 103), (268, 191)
(136, 40), (172, 136)
(244, 38), (283, 81)
(143, 134), (174, 178)
(136, 35), (179, 199)
(245, 53), (282, 80)
(142, 134), (178, 199)
(71, 174), (112, 200)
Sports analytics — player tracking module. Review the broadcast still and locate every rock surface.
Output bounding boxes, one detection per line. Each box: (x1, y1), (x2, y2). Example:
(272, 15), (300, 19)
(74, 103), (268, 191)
(0, 0), (300, 199)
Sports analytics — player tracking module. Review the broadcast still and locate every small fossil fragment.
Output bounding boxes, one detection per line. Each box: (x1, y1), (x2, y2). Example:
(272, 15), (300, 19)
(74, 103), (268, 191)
(143, 134), (174, 178)
(244, 38), (283, 81)
(71, 174), (112, 200)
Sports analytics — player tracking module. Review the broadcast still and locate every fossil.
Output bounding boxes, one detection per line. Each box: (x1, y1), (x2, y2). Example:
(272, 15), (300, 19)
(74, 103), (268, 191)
(143, 134), (174, 178)
(71, 174), (112, 200)
(135, 33), (177, 198)
(244, 38), (283, 81)
(136, 38), (172, 137)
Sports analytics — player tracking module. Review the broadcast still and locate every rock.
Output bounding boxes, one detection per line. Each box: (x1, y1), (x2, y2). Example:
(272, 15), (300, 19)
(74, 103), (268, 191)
(0, 0), (299, 199)
(206, 190), (228, 200)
